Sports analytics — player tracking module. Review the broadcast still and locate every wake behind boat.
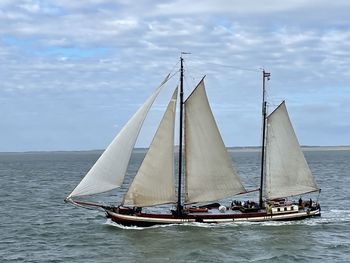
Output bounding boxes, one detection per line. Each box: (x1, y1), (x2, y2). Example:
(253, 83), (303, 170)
(65, 56), (321, 227)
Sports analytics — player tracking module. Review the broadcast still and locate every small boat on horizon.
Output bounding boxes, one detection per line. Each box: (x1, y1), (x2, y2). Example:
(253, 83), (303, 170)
(65, 56), (321, 227)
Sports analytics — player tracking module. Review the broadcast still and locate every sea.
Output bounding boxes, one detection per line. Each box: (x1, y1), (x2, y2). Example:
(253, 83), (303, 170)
(1, 149), (349, 263)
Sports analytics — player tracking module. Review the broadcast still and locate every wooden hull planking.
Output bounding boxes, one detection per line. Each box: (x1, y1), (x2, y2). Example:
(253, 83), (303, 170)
(105, 209), (321, 227)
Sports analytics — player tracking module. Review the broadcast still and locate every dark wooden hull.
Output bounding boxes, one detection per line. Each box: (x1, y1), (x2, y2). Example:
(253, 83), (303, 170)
(105, 208), (321, 227)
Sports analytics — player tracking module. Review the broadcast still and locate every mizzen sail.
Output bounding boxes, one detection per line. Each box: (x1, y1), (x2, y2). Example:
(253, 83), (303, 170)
(263, 101), (319, 200)
(123, 88), (178, 207)
(184, 79), (246, 204)
(67, 74), (170, 198)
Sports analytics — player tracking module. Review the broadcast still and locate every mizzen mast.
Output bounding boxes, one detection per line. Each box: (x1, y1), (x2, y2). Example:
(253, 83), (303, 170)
(259, 70), (270, 208)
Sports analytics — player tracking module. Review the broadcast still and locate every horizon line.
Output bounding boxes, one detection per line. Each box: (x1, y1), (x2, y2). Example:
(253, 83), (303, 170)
(1, 145), (350, 154)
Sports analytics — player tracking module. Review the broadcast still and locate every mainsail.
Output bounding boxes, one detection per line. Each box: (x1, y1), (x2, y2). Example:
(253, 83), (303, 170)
(263, 101), (319, 200)
(67, 74), (170, 198)
(184, 80), (246, 204)
(123, 88), (178, 207)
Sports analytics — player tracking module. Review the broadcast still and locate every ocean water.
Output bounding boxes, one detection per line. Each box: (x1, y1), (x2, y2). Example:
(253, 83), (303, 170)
(1, 149), (349, 262)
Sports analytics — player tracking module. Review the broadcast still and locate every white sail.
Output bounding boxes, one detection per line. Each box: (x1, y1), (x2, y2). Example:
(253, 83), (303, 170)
(184, 79), (246, 204)
(123, 88), (178, 207)
(263, 101), (319, 200)
(67, 74), (170, 198)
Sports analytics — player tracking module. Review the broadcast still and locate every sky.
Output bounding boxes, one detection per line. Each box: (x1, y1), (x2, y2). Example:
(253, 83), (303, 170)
(0, 0), (349, 152)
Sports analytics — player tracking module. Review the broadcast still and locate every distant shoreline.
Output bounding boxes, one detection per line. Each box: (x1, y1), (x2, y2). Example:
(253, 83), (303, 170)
(1, 145), (350, 154)
(227, 145), (350, 153)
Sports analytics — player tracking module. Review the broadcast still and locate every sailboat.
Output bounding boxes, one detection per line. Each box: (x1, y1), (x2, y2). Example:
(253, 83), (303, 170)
(65, 57), (321, 227)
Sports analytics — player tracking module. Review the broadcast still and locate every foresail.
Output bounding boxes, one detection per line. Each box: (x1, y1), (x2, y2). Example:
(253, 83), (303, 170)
(67, 74), (170, 198)
(123, 88), (178, 207)
(184, 79), (246, 204)
(263, 101), (319, 200)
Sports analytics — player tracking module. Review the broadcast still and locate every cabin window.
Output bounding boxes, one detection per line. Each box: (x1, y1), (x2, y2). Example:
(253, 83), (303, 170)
(277, 208), (280, 212)
(284, 207), (287, 211)
(291, 206), (294, 210)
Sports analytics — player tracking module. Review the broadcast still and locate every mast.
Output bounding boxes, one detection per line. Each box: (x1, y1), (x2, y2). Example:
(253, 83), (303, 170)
(177, 55), (184, 215)
(259, 70), (270, 208)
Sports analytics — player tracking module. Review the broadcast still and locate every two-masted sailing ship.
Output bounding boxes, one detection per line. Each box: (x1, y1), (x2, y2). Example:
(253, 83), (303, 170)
(65, 57), (321, 227)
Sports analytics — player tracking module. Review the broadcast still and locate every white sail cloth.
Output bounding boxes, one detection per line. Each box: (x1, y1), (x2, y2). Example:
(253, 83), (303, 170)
(67, 75), (169, 198)
(184, 80), (246, 204)
(263, 101), (319, 200)
(123, 88), (178, 207)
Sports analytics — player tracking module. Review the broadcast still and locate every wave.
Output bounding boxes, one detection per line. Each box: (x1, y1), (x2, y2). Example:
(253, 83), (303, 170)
(104, 219), (179, 230)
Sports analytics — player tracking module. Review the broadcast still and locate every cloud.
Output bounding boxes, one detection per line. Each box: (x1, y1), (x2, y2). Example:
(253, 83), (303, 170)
(0, 0), (349, 151)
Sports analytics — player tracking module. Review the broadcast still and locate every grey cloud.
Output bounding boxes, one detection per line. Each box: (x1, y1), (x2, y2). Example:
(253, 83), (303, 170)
(0, 0), (349, 150)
